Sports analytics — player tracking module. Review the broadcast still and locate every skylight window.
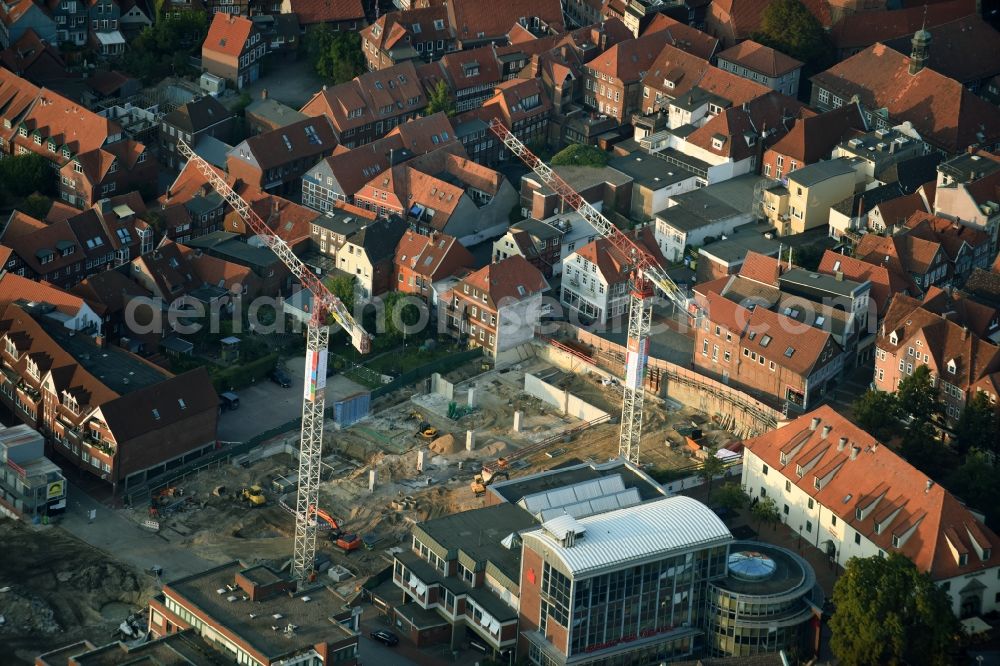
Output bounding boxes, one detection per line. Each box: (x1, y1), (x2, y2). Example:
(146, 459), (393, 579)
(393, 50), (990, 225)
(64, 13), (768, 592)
(760, 335), (771, 347)
(784, 347), (795, 358)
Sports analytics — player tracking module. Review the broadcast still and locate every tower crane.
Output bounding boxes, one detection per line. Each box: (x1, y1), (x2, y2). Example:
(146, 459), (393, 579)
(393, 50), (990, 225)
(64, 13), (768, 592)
(176, 141), (370, 583)
(489, 120), (688, 465)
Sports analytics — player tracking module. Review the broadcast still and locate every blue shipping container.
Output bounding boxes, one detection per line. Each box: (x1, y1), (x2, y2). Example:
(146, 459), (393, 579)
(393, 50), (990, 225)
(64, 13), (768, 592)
(333, 392), (370, 427)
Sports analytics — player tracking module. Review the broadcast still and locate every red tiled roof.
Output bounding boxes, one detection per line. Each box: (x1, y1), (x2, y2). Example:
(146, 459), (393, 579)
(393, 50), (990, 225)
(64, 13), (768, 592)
(0, 271), (89, 317)
(904, 212), (990, 263)
(586, 29), (675, 83)
(812, 43), (1000, 153)
(446, 0), (564, 42)
(203, 13), (254, 58)
(642, 14), (718, 61)
(282, 0), (363, 25)
(883, 14), (1000, 85)
(817, 249), (914, 317)
(881, 296), (1000, 394)
(830, 0), (976, 52)
(394, 229), (473, 280)
(461, 255), (547, 307)
(744, 405), (1000, 580)
(717, 39), (803, 77)
(768, 103), (865, 164)
(739, 251), (785, 286)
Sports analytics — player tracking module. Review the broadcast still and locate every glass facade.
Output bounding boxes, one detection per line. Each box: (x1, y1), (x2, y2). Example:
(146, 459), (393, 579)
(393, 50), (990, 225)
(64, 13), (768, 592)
(555, 545), (728, 658)
(705, 545), (817, 658)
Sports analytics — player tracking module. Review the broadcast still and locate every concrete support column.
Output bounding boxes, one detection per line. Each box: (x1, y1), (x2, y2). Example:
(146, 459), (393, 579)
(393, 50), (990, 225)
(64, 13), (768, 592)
(513, 411), (523, 433)
(466, 430), (475, 452)
(368, 469), (376, 493)
(467, 387), (476, 407)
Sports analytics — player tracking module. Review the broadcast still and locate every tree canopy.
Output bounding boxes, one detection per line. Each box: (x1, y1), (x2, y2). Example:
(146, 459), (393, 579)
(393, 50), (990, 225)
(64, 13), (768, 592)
(830, 553), (958, 666)
(120, 11), (208, 83)
(425, 80), (456, 117)
(551, 144), (609, 167)
(953, 391), (999, 456)
(753, 0), (834, 73)
(0, 153), (54, 198)
(751, 496), (781, 530)
(852, 390), (903, 441)
(698, 453), (726, 503)
(897, 365), (941, 422)
(946, 451), (1000, 529)
(304, 27), (365, 84)
(712, 483), (748, 512)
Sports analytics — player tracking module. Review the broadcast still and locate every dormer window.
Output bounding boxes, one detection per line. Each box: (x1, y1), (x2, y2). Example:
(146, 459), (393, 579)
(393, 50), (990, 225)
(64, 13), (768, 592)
(947, 359), (956, 374)
(892, 534), (900, 548)
(26, 358), (39, 380)
(959, 553), (968, 566)
(889, 331), (898, 345)
(5, 337), (18, 359)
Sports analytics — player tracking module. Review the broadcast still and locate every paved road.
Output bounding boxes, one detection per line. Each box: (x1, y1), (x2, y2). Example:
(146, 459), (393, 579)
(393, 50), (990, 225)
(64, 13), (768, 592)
(241, 58), (326, 109)
(60, 481), (214, 581)
(216, 354), (368, 442)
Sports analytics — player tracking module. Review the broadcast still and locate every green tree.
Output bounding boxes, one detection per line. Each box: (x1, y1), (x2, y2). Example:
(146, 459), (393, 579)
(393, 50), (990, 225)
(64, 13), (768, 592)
(852, 390), (902, 441)
(425, 80), (456, 117)
(15, 193), (52, 219)
(751, 496), (781, 531)
(946, 451), (1000, 529)
(0, 153), (54, 197)
(752, 0), (834, 74)
(899, 420), (940, 476)
(550, 144), (609, 167)
(120, 11), (208, 83)
(324, 274), (356, 314)
(381, 291), (423, 341)
(712, 483), (748, 512)
(830, 553), (958, 666)
(953, 391), (999, 456)
(897, 364), (941, 424)
(698, 452), (726, 504)
(305, 28), (365, 84)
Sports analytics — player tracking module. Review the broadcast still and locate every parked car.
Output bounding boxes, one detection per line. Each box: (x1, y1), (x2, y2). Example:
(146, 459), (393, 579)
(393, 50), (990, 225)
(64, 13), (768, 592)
(220, 392), (240, 411)
(370, 630), (399, 646)
(270, 368), (292, 388)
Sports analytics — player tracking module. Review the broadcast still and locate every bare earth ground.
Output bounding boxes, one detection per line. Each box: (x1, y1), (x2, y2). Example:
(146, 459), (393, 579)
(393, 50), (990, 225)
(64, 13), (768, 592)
(5, 353), (745, 659)
(0, 520), (154, 665)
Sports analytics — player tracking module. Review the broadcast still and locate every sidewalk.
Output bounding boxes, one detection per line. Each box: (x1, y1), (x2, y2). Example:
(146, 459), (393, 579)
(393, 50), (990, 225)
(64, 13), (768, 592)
(59, 481), (215, 582)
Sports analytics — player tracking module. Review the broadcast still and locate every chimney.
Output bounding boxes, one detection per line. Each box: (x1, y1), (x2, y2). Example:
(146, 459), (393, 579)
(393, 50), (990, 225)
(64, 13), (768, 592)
(850, 445), (861, 461)
(925, 479), (933, 493)
(821, 425), (832, 439)
(962, 326), (969, 339)
(835, 271), (844, 281)
(837, 436), (848, 452)
(810, 417), (821, 431)
(165, 188), (172, 202)
(261, 88), (269, 100)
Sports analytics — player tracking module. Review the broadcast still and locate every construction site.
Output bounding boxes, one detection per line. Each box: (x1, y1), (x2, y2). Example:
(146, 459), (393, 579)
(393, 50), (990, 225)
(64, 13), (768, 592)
(95, 348), (743, 597)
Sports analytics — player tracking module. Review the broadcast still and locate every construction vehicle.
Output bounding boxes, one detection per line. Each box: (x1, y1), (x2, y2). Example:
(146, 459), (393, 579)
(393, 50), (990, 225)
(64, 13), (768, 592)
(406, 411), (423, 421)
(307, 505), (342, 538)
(471, 458), (510, 496)
(177, 141), (370, 584)
(417, 421), (438, 439)
(336, 533), (362, 551)
(490, 120), (689, 466)
(241, 485), (266, 507)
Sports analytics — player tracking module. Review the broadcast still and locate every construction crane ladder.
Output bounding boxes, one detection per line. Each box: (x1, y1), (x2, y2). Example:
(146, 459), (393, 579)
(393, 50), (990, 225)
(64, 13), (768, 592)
(489, 120), (688, 465)
(176, 141), (370, 584)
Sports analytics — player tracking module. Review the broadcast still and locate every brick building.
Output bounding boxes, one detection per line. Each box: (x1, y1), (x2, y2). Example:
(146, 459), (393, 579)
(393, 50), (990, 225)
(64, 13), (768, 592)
(0, 301), (218, 494)
(693, 291), (844, 411)
(443, 255), (548, 358)
(394, 230), (474, 301)
(201, 13), (263, 90)
(873, 293), (1000, 422)
(360, 5), (453, 71)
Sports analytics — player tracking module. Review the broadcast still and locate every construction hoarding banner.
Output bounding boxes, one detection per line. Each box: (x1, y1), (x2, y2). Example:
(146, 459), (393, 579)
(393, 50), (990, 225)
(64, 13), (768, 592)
(304, 349), (328, 402)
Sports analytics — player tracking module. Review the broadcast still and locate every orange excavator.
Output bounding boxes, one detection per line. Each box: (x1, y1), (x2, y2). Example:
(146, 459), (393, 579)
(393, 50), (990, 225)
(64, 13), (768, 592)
(308, 505), (362, 552)
(470, 458), (510, 496)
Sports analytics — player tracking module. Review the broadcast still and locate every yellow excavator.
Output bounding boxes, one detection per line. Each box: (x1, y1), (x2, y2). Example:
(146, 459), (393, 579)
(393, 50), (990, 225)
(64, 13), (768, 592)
(241, 485), (266, 507)
(417, 421), (439, 439)
(471, 458), (510, 496)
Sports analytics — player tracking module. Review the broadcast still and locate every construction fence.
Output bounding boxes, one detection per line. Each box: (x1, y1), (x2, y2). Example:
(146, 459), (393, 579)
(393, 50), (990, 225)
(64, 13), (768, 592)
(545, 325), (780, 438)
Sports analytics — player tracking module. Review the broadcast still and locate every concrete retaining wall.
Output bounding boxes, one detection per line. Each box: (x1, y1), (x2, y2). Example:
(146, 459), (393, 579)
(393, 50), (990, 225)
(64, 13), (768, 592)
(430, 373), (454, 400)
(523, 372), (610, 422)
(547, 326), (780, 438)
